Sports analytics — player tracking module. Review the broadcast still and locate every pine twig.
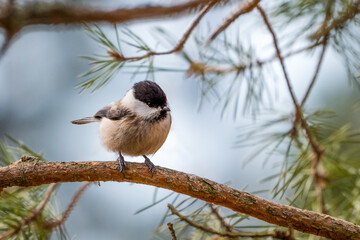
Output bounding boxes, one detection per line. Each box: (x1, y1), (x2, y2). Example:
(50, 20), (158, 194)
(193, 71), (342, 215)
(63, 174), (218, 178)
(256, 5), (298, 108)
(206, 0), (261, 45)
(256, 4), (324, 158)
(187, 41), (324, 76)
(0, 183), (59, 240)
(257, 4), (328, 214)
(168, 204), (290, 239)
(300, 39), (328, 107)
(310, 0), (360, 40)
(108, 0), (217, 62)
(302, 0), (333, 107)
(45, 182), (92, 230)
(208, 204), (233, 232)
(167, 222), (177, 240)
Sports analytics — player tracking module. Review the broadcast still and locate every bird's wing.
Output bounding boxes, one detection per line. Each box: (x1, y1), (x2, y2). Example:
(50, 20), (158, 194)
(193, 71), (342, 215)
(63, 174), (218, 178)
(94, 103), (130, 120)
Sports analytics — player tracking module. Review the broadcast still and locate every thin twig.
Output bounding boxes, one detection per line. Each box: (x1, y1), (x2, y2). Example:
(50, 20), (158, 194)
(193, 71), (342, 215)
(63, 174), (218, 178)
(0, 183), (59, 240)
(208, 204), (233, 232)
(187, 41), (324, 76)
(109, 0), (217, 62)
(45, 182), (92, 229)
(257, 5), (327, 214)
(256, 5), (298, 108)
(300, 40), (328, 107)
(206, 0), (261, 45)
(301, 0), (334, 213)
(168, 204), (289, 239)
(167, 222), (177, 240)
(256, 4), (324, 163)
(310, 0), (360, 40)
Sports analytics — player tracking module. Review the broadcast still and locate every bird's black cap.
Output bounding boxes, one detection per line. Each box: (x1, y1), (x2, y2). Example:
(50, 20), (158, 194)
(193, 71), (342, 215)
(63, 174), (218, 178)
(133, 80), (167, 108)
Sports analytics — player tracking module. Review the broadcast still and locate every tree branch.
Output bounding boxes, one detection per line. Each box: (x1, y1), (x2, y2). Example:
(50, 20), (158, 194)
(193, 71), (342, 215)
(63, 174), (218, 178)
(108, 0), (217, 62)
(0, 0), (220, 31)
(257, 5), (327, 214)
(44, 182), (92, 230)
(1, 158), (360, 239)
(309, 0), (360, 40)
(300, 42), (327, 107)
(0, 183), (58, 240)
(186, 41), (324, 77)
(206, 0), (261, 45)
(167, 222), (177, 240)
(169, 204), (291, 239)
(208, 203), (233, 232)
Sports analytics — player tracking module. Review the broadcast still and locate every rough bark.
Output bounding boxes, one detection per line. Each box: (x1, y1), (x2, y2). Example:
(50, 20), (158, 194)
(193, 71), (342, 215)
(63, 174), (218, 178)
(0, 0), (218, 30)
(1, 157), (360, 240)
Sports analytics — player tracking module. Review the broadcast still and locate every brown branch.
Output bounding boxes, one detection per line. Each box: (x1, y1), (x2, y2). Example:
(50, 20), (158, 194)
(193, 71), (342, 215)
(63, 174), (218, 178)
(300, 40), (328, 107)
(109, 0), (217, 62)
(1, 159), (360, 239)
(206, 0), (261, 45)
(0, 0), (221, 31)
(186, 41), (324, 77)
(299, 0), (334, 213)
(44, 182), (92, 230)
(167, 222), (177, 240)
(208, 204), (233, 232)
(168, 204), (291, 239)
(0, 183), (58, 240)
(302, 0), (333, 107)
(310, 0), (360, 40)
(257, 5), (327, 214)
(256, 5), (298, 108)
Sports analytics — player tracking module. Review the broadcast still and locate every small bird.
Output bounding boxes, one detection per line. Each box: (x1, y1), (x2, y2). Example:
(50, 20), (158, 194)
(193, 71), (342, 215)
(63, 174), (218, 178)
(71, 80), (171, 174)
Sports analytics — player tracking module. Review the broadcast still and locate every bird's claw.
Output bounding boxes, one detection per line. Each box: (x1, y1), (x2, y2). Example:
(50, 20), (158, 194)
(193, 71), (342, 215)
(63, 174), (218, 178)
(117, 153), (126, 174)
(144, 156), (156, 176)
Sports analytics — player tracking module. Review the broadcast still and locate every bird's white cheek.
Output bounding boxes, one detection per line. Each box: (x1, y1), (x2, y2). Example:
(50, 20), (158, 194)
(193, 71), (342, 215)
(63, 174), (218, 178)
(134, 103), (159, 118)
(121, 89), (158, 119)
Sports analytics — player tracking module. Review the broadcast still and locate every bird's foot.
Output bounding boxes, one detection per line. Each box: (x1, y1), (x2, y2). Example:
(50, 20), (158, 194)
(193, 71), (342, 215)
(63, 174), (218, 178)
(117, 153), (126, 173)
(143, 155), (155, 176)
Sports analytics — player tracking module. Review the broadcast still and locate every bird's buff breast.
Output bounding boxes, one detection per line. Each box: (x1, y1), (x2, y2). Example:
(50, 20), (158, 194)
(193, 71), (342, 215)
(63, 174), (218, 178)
(98, 116), (171, 156)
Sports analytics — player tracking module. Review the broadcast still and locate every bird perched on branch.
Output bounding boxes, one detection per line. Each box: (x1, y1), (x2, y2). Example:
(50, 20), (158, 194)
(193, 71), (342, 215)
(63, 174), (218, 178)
(71, 80), (171, 174)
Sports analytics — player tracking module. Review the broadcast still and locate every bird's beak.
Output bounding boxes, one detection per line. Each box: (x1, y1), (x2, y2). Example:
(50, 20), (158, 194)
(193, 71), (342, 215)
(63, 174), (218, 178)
(162, 106), (171, 112)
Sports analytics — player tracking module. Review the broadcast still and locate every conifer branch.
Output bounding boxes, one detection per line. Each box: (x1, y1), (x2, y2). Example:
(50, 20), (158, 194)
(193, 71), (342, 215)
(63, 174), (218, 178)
(107, 0), (217, 62)
(1, 159), (360, 239)
(206, 0), (261, 45)
(44, 182), (92, 230)
(167, 222), (177, 240)
(310, 0), (360, 40)
(208, 203), (233, 232)
(300, 38), (328, 107)
(257, 5), (327, 213)
(168, 204), (292, 239)
(0, 0), (219, 28)
(0, 183), (58, 240)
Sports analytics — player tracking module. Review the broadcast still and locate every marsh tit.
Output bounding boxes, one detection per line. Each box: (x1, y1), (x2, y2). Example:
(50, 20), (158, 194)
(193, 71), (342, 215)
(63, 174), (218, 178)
(71, 80), (171, 174)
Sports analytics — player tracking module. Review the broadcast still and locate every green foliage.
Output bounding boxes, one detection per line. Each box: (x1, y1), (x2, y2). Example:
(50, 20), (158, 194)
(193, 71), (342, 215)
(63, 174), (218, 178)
(273, 0), (360, 88)
(0, 138), (67, 240)
(79, 25), (183, 92)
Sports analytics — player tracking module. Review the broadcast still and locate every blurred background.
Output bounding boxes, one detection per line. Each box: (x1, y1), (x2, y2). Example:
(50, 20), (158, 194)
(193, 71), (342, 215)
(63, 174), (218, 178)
(0, 1), (359, 239)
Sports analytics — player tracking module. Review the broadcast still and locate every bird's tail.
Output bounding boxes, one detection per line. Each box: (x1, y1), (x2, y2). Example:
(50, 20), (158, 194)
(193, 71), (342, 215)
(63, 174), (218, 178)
(71, 117), (99, 125)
